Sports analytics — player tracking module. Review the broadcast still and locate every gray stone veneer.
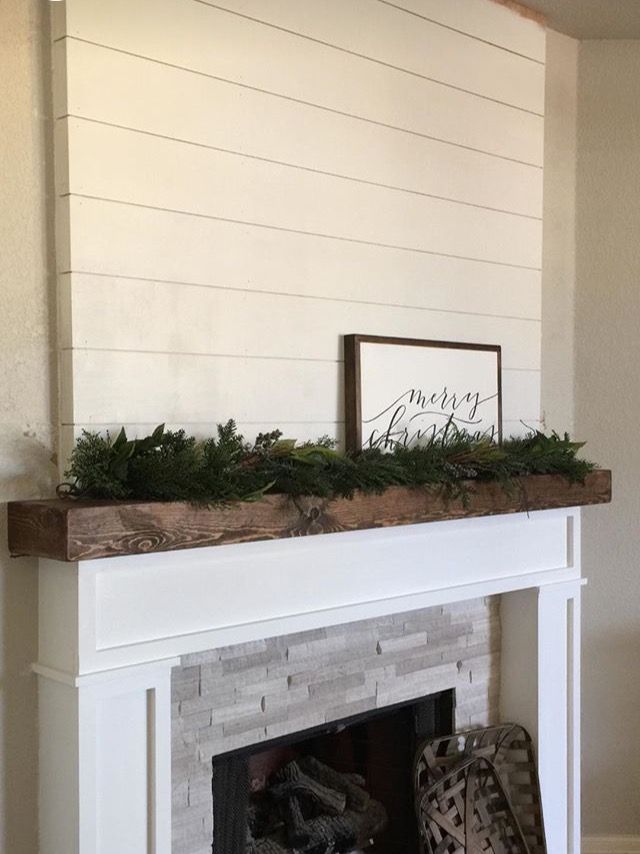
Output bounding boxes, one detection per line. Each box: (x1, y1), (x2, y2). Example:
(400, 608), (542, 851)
(172, 596), (500, 854)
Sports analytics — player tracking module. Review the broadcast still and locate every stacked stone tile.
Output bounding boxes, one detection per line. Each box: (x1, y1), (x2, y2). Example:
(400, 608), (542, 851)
(171, 596), (500, 854)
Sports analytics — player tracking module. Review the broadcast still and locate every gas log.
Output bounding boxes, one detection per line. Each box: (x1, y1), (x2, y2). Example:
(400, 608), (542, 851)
(247, 757), (387, 854)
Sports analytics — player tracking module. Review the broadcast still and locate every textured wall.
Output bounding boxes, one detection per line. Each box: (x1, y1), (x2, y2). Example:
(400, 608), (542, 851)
(171, 598), (500, 854)
(575, 40), (640, 837)
(541, 31), (640, 842)
(0, 2), (56, 852)
(51, 0), (545, 460)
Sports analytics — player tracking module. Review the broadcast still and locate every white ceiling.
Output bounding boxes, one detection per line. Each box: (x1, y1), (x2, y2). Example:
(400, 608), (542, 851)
(528, 0), (640, 40)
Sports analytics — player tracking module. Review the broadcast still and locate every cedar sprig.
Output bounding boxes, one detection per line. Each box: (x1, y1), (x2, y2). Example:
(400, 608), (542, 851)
(60, 421), (596, 504)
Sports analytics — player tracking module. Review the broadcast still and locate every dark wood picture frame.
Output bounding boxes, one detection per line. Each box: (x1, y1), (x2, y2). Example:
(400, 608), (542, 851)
(344, 334), (503, 453)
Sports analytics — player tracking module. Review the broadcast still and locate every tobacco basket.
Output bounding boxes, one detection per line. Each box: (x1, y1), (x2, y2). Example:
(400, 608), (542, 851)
(413, 723), (546, 854)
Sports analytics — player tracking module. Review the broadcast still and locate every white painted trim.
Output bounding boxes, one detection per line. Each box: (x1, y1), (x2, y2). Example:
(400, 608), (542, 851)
(582, 837), (640, 854)
(39, 659), (175, 854)
(35, 507), (583, 853)
(79, 509), (576, 673)
(33, 658), (181, 687)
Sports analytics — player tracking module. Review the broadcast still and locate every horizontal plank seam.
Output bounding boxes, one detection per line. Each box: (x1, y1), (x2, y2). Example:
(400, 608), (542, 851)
(60, 270), (542, 324)
(59, 114), (542, 222)
(51, 1), (546, 64)
(61, 346), (542, 373)
(377, 0), (545, 65)
(64, 348), (341, 364)
(60, 420), (348, 427)
(60, 193), (544, 273)
(193, 0), (545, 117)
(59, 37), (544, 169)
(60, 418), (540, 428)
(0, 420), (53, 428)
(62, 420), (544, 430)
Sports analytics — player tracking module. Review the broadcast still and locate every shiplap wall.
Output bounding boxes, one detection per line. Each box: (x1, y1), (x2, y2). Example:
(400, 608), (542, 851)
(51, 0), (545, 459)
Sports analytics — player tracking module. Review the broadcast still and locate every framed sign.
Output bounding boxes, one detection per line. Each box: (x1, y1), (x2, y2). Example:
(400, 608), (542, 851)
(344, 334), (502, 452)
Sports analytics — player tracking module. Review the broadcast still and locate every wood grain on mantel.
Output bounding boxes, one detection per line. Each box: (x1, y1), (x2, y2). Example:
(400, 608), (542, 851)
(8, 471), (611, 563)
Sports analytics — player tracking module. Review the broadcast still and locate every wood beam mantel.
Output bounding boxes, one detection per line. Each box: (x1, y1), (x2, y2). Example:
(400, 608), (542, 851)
(8, 470), (611, 562)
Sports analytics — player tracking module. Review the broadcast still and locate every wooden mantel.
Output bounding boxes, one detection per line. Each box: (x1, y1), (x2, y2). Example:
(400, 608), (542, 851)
(8, 470), (611, 562)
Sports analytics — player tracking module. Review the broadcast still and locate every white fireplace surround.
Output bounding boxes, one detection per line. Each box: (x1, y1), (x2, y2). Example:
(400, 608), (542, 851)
(35, 506), (583, 854)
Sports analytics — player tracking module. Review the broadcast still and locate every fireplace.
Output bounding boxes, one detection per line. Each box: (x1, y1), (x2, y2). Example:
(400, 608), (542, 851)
(10, 496), (600, 854)
(211, 689), (454, 854)
(171, 597), (498, 853)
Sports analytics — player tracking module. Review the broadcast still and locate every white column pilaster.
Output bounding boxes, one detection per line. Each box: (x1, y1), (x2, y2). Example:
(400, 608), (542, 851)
(37, 660), (176, 854)
(35, 508), (583, 853)
(501, 578), (583, 854)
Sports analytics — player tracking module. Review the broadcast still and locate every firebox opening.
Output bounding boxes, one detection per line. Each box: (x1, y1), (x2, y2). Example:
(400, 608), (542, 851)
(212, 688), (455, 853)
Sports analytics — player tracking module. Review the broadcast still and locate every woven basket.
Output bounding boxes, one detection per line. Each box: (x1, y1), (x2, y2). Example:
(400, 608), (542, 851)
(414, 724), (546, 854)
(417, 755), (530, 853)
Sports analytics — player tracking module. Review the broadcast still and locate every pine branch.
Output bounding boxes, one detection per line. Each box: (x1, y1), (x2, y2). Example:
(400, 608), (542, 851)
(62, 421), (597, 504)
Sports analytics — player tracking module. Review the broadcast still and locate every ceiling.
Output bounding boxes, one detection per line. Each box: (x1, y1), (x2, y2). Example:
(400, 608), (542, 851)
(528, 0), (640, 40)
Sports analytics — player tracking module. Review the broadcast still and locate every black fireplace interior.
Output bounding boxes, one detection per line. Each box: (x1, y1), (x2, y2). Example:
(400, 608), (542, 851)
(212, 688), (455, 853)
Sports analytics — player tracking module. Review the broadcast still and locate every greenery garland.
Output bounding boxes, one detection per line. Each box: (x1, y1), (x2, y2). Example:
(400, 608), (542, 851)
(59, 421), (596, 505)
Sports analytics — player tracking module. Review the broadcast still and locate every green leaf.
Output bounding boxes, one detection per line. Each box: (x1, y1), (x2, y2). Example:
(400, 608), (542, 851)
(292, 445), (342, 464)
(59, 420), (597, 504)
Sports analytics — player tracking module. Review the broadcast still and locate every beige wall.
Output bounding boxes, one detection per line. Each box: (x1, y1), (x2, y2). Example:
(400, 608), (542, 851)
(0, 1), (56, 852)
(543, 32), (640, 839)
(576, 40), (640, 836)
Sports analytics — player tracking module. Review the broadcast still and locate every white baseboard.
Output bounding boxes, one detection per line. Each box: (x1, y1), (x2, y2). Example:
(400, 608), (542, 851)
(583, 837), (640, 854)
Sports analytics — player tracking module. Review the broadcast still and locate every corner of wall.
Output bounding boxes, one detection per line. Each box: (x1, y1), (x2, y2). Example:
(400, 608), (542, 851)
(541, 28), (579, 435)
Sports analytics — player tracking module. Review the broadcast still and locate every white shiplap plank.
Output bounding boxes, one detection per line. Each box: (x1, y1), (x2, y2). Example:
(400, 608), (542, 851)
(63, 197), (542, 320)
(502, 369), (541, 423)
(61, 0), (544, 164)
(65, 349), (540, 426)
(55, 0), (544, 450)
(62, 422), (343, 440)
(54, 197), (72, 281)
(60, 40), (543, 218)
(502, 419), (544, 438)
(62, 350), (342, 425)
(62, 119), (542, 269)
(53, 120), (70, 197)
(386, 0), (545, 63)
(58, 424), (345, 478)
(51, 38), (69, 120)
(63, 274), (540, 370)
(50, 2), (67, 42)
(203, 0), (545, 113)
(64, 420), (539, 442)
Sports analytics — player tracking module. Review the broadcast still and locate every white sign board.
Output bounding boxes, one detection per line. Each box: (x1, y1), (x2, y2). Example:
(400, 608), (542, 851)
(345, 335), (502, 451)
